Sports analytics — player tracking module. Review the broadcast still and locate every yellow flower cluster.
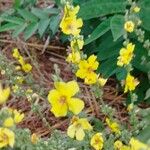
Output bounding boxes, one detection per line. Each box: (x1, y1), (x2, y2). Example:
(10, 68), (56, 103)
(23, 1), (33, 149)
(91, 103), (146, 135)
(0, 83), (10, 104)
(48, 80), (84, 117)
(13, 48), (32, 73)
(114, 138), (150, 150)
(117, 43), (135, 67)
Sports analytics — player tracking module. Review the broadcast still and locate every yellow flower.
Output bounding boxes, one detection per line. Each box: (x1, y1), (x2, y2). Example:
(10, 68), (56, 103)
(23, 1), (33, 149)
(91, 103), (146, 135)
(124, 73), (139, 93)
(106, 118), (120, 134)
(48, 81), (84, 117)
(18, 56), (25, 66)
(71, 36), (84, 51)
(0, 84), (10, 104)
(124, 21), (135, 33)
(60, 17), (83, 36)
(22, 63), (32, 73)
(12, 48), (20, 59)
(15, 65), (21, 71)
(31, 133), (39, 144)
(90, 133), (104, 150)
(0, 128), (15, 148)
(114, 140), (123, 149)
(13, 109), (24, 124)
(130, 138), (150, 150)
(98, 77), (107, 87)
(133, 6), (140, 13)
(76, 55), (99, 85)
(127, 103), (134, 112)
(66, 51), (81, 64)
(3, 117), (14, 127)
(67, 116), (92, 141)
(117, 43), (135, 67)
(16, 76), (24, 84)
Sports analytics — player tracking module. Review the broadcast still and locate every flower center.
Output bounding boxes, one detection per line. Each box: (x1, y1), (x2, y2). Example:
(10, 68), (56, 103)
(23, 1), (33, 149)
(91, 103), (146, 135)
(87, 67), (93, 73)
(1, 133), (8, 142)
(59, 96), (67, 104)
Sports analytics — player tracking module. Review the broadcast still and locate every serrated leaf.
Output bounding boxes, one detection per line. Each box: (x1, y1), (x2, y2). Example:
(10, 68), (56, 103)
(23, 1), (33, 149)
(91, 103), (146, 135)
(12, 23), (27, 37)
(24, 22), (38, 40)
(49, 14), (61, 35)
(38, 19), (50, 37)
(0, 23), (19, 32)
(85, 18), (111, 45)
(17, 9), (38, 22)
(79, 0), (126, 20)
(110, 15), (125, 41)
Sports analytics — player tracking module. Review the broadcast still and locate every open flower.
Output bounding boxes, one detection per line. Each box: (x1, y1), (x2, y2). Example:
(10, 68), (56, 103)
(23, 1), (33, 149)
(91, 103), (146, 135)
(0, 84), (10, 104)
(106, 118), (120, 134)
(114, 140), (123, 150)
(124, 73), (139, 93)
(3, 117), (14, 127)
(76, 55), (99, 84)
(90, 133), (104, 150)
(0, 128), (15, 148)
(67, 116), (92, 141)
(124, 21), (135, 33)
(48, 81), (84, 117)
(130, 138), (150, 150)
(117, 43), (135, 67)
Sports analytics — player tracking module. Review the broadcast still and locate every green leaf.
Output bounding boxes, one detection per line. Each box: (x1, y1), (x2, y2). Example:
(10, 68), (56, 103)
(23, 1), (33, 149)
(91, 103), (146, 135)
(49, 14), (61, 35)
(38, 19), (50, 37)
(79, 0), (126, 20)
(116, 68), (127, 80)
(0, 23), (19, 32)
(12, 23), (27, 37)
(24, 22), (38, 40)
(0, 16), (25, 25)
(17, 9), (38, 22)
(84, 18), (111, 45)
(145, 88), (150, 100)
(110, 15), (125, 41)
(31, 8), (49, 19)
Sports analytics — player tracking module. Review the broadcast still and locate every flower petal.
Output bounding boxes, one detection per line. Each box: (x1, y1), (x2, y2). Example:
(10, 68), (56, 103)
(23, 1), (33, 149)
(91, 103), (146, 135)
(76, 128), (85, 141)
(66, 81), (79, 96)
(68, 98), (84, 115)
(67, 124), (76, 139)
(48, 89), (60, 104)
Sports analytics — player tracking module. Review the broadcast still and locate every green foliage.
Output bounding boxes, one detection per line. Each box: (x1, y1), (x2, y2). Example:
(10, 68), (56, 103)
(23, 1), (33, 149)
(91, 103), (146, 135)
(0, 1), (61, 40)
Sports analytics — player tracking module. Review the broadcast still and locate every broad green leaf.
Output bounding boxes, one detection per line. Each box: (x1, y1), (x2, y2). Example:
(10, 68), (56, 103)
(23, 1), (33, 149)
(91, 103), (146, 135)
(12, 23), (27, 37)
(38, 19), (50, 37)
(85, 18), (111, 45)
(17, 9), (38, 22)
(0, 16), (25, 25)
(49, 15), (61, 35)
(79, 0), (126, 20)
(116, 68), (127, 80)
(110, 15), (125, 41)
(24, 22), (38, 40)
(0, 23), (19, 32)
(145, 88), (150, 100)
(43, 8), (60, 14)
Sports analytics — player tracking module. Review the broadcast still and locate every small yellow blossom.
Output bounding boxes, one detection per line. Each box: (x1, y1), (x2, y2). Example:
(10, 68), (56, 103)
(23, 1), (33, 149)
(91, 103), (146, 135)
(117, 43), (135, 67)
(67, 116), (92, 141)
(0, 128), (15, 148)
(98, 77), (107, 87)
(12, 48), (20, 59)
(48, 81), (84, 117)
(106, 118), (120, 134)
(127, 103), (134, 112)
(15, 66), (21, 71)
(22, 63), (32, 73)
(0, 84), (10, 104)
(124, 21), (135, 33)
(12, 85), (19, 93)
(90, 133), (104, 150)
(114, 140), (123, 149)
(3, 117), (14, 127)
(13, 109), (24, 124)
(130, 138), (150, 150)
(60, 17), (83, 36)
(31, 133), (39, 144)
(71, 36), (84, 51)
(66, 51), (81, 64)
(133, 6), (140, 13)
(16, 76), (24, 84)
(124, 73), (139, 93)
(76, 55), (99, 85)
